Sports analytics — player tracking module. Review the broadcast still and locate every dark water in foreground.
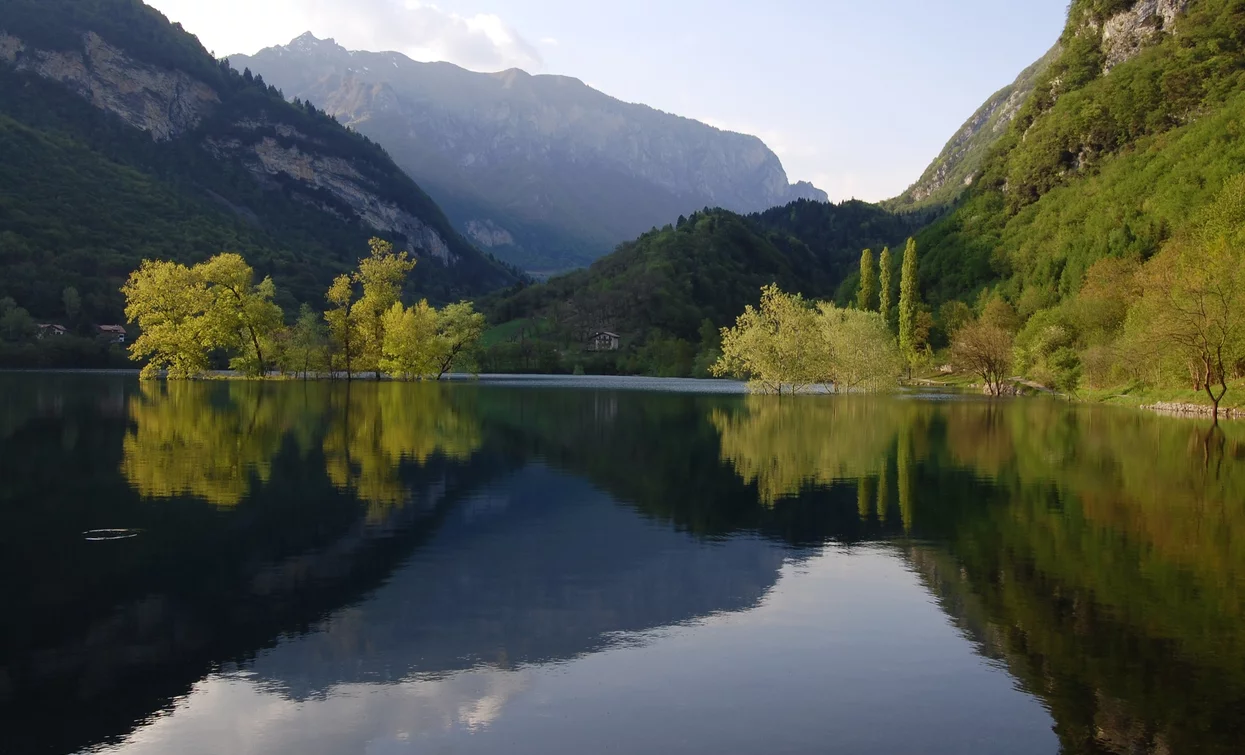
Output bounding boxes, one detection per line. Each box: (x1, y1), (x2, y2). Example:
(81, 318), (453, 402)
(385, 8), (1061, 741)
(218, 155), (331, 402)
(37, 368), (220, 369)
(1, 374), (1243, 755)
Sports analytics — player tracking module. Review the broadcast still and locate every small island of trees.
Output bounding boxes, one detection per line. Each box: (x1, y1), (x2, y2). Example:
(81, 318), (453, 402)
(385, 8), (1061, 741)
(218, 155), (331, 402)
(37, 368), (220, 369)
(122, 238), (485, 381)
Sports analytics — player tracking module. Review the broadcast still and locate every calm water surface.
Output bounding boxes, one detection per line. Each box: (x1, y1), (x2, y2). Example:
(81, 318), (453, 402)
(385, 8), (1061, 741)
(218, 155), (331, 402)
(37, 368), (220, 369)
(1, 374), (1242, 754)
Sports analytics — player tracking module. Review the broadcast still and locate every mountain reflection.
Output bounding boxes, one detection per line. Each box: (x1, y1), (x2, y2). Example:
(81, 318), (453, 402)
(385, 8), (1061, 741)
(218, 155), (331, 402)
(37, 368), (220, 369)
(706, 394), (1245, 754)
(0, 377), (1243, 755)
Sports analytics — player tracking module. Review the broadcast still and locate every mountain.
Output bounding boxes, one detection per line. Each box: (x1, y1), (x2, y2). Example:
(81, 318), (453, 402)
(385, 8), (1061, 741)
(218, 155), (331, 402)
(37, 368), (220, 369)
(486, 199), (918, 375)
(0, 0), (518, 323)
(914, 0), (1245, 306)
(885, 45), (1061, 213)
(230, 35), (827, 274)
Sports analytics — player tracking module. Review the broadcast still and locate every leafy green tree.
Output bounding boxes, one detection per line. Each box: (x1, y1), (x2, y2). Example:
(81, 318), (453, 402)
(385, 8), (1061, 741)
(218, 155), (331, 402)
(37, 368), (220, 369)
(879, 247), (894, 327)
(898, 238), (922, 373)
(433, 302), (487, 379)
(379, 300), (439, 380)
(815, 303), (902, 392)
(0, 298), (37, 343)
(325, 274), (359, 380)
(122, 260), (217, 379)
(352, 238), (416, 378)
(939, 301), (974, 340)
(62, 287), (81, 327)
(198, 253), (283, 377)
(857, 249), (877, 311)
(712, 285), (823, 394)
(283, 303), (330, 379)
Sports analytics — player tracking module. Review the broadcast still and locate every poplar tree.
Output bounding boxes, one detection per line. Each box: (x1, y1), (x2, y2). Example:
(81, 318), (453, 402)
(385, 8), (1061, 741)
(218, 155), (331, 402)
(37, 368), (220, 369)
(856, 249), (876, 311)
(878, 247), (893, 326)
(898, 238), (921, 374)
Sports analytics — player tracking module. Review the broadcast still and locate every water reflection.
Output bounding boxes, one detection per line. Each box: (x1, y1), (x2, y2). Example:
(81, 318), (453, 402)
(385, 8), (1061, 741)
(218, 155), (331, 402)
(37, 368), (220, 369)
(0, 376), (1242, 754)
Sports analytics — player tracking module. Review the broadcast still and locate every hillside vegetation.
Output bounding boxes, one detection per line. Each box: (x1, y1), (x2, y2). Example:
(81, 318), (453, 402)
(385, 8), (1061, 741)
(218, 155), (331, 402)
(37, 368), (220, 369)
(486, 200), (919, 376)
(899, 0), (1245, 401)
(0, 0), (516, 327)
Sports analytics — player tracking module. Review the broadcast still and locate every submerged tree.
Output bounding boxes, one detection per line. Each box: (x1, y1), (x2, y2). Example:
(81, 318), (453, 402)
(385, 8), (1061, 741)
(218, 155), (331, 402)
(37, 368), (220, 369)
(815, 303), (902, 393)
(434, 302), (487, 379)
(712, 284), (823, 394)
(380, 299), (440, 380)
(352, 238), (416, 378)
(198, 253), (283, 377)
(123, 260), (216, 379)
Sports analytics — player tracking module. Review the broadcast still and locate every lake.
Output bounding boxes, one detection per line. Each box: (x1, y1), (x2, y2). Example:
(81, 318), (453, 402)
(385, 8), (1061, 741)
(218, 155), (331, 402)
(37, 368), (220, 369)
(1, 373), (1242, 755)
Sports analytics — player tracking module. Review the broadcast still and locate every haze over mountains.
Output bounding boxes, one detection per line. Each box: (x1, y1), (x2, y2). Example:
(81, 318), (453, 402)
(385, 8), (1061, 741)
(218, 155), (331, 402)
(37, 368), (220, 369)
(0, 0), (519, 321)
(231, 34), (827, 272)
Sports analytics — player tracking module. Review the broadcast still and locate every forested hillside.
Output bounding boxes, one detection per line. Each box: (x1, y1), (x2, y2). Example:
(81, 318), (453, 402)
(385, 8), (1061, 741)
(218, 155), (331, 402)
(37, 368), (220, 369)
(906, 0), (1245, 399)
(486, 200), (918, 375)
(0, 0), (517, 325)
(918, 0), (1242, 304)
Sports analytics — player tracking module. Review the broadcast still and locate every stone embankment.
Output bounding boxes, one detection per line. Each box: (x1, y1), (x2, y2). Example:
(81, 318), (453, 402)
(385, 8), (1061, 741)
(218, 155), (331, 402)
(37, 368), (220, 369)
(1150, 402), (1244, 419)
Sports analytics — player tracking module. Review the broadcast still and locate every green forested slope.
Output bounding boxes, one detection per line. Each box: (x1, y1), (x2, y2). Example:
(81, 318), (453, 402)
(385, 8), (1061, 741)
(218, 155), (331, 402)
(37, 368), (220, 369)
(918, 0), (1245, 307)
(486, 201), (917, 374)
(0, 0), (516, 324)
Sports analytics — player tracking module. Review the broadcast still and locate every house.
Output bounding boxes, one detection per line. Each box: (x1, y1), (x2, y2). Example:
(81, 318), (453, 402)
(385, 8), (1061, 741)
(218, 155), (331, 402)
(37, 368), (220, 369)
(36, 324), (68, 339)
(97, 325), (127, 344)
(587, 331), (621, 352)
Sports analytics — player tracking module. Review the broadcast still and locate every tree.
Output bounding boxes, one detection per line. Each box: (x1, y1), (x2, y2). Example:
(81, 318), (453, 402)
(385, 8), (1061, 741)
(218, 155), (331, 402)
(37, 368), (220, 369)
(1120, 176), (1245, 421)
(433, 301), (487, 379)
(712, 285), (823, 394)
(379, 300), (439, 380)
(352, 238), (416, 378)
(283, 303), (330, 379)
(898, 238), (922, 374)
(325, 274), (359, 380)
(815, 303), (902, 393)
(952, 320), (1015, 397)
(122, 260), (216, 380)
(62, 287), (81, 327)
(981, 295), (1021, 333)
(198, 253), (283, 377)
(879, 247), (893, 327)
(857, 249), (877, 311)
(940, 301), (973, 340)
(0, 297), (37, 343)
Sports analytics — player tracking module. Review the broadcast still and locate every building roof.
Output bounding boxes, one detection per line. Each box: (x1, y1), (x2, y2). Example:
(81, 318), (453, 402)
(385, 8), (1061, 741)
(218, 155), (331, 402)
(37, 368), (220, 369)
(98, 325), (127, 333)
(591, 331), (620, 339)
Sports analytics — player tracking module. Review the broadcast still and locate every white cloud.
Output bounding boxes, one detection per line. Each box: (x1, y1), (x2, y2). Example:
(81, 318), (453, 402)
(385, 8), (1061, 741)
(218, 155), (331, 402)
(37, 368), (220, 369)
(539, 37), (560, 47)
(303, 0), (543, 71)
(147, 0), (542, 72)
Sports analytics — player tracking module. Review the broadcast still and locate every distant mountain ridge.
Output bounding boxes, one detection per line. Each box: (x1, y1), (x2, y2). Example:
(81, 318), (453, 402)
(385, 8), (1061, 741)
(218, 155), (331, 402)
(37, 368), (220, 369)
(231, 34), (826, 272)
(0, 0), (517, 321)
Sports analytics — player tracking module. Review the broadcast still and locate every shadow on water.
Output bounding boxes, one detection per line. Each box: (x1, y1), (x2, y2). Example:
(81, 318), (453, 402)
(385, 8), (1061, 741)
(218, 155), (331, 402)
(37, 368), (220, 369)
(0, 376), (1243, 754)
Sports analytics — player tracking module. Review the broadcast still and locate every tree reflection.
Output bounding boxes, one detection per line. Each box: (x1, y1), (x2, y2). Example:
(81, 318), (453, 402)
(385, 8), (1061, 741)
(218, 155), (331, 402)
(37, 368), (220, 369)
(707, 396), (1245, 752)
(321, 383), (482, 518)
(120, 381), (482, 514)
(710, 396), (921, 508)
(121, 382), (290, 506)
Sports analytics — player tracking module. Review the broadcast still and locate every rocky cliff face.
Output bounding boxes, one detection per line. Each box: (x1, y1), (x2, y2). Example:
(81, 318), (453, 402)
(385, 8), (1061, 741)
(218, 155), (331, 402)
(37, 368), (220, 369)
(1099, 0), (1191, 72)
(887, 45), (1059, 212)
(0, 30), (217, 140)
(232, 35), (827, 272)
(0, 28), (464, 269)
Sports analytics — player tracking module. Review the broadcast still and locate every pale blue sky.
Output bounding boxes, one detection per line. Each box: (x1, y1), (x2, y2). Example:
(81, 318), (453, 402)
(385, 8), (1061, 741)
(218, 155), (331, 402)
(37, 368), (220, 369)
(148, 0), (1069, 201)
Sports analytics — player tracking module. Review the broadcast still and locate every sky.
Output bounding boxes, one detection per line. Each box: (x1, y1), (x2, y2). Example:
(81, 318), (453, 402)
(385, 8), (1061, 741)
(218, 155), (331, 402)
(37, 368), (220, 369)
(145, 0), (1069, 202)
